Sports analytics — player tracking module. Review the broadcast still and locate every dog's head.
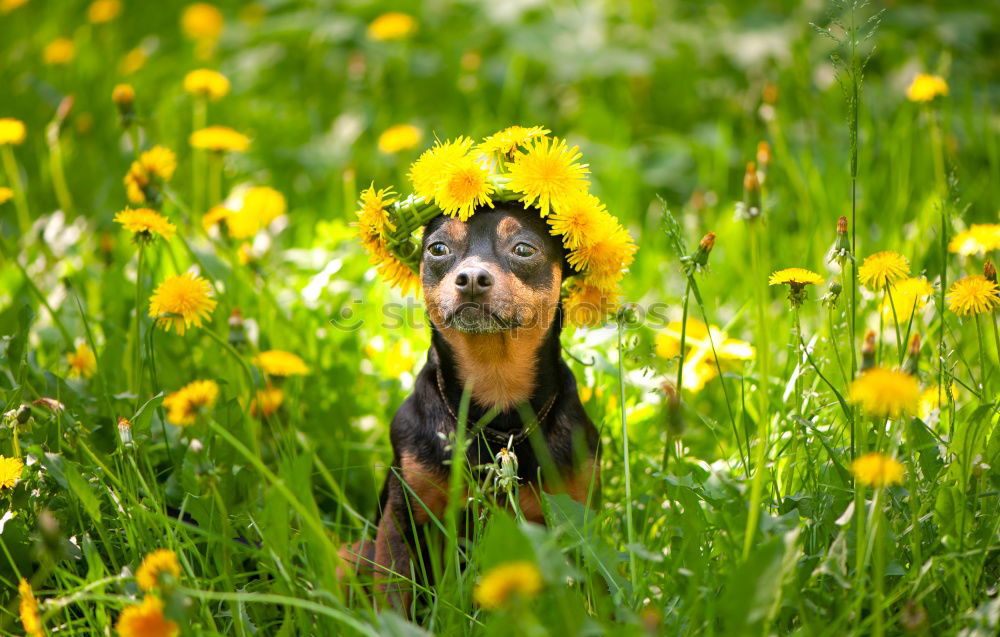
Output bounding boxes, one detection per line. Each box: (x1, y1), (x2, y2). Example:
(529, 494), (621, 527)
(421, 202), (567, 335)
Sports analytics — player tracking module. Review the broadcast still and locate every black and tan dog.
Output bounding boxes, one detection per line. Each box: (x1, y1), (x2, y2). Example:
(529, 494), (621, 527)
(340, 200), (600, 607)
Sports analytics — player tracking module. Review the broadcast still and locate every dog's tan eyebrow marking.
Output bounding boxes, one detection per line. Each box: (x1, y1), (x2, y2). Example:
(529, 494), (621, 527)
(497, 217), (522, 240)
(442, 220), (467, 242)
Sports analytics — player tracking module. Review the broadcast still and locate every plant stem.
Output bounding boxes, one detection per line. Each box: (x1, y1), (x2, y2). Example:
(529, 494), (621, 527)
(193, 98), (207, 219)
(871, 487), (885, 637)
(885, 286), (904, 363)
(743, 218), (771, 559)
(975, 314), (990, 403)
(665, 279), (691, 472)
(133, 244), (145, 408)
(617, 318), (638, 591)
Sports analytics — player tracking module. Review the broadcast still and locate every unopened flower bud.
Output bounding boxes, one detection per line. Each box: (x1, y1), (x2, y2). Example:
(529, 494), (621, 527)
(683, 232), (716, 274)
(743, 162), (759, 193)
(821, 281), (842, 309)
(617, 303), (639, 326)
(762, 82), (779, 105)
(901, 599), (928, 633)
(117, 417), (133, 446)
(756, 141), (771, 167)
(829, 216), (853, 267)
(16, 404), (32, 424)
(985, 260), (997, 284)
(904, 334), (921, 376)
(660, 381), (684, 435)
(228, 307), (246, 349)
(112, 83), (136, 127)
(861, 330), (877, 371)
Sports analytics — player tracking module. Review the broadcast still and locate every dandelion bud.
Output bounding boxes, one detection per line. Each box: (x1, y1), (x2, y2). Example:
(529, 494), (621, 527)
(861, 330), (877, 371)
(16, 403), (32, 424)
(762, 82), (779, 105)
(756, 141), (771, 167)
(985, 260), (997, 284)
(660, 381), (684, 435)
(683, 232), (716, 274)
(617, 303), (639, 326)
(904, 334), (921, 376)
(821, 281), (842, 308)
(228, 307), (246, 349)
(112, 83), (136, 127)
(829, 216), (853, 267)
(117, 416), (133, 446)
(743, 161), (759, 193)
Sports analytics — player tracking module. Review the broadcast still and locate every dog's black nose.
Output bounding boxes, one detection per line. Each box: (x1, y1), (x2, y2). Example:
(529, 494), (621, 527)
(454, 267), (493, 298)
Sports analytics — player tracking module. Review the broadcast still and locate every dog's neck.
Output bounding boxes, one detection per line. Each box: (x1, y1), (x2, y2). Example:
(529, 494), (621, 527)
(431, 314), (563, 417)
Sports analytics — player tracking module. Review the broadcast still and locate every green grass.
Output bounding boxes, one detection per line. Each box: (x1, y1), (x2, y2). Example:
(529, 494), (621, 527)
(2, 0), (1000, 635)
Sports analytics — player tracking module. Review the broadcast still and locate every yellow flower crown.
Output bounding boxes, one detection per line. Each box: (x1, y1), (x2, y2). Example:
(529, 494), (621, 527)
(356, 126), (637, 326)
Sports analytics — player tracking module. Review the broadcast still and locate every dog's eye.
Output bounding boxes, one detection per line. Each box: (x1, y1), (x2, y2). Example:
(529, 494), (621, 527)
(511, 243), (537, 258)
(427, 242), (450, 257)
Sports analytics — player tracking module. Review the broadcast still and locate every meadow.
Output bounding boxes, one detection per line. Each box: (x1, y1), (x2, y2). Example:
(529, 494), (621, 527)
(1, 0), (999, 635)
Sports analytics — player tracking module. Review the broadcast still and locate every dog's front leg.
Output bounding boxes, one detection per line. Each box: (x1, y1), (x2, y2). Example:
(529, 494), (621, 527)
(374, 454), (450, 613)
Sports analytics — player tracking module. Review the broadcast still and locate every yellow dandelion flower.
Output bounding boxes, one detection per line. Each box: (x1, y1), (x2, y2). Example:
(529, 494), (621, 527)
(43, 38), (75, 65)
(851, 453), (905, 488)
(408, 136), (475, 201)
(768, 267), (823, 287)
(378, 124), (422, 154)
(183, 68), (230, 100)
(367, 12), (417, 41)
(148, 272), (217, 334)
(253, 350), (310, 376)
(242, 186), (286, 226)
(947, 275), (1000, 316)
(360, 235), (421, 295)
(506, 136), (590, 217)
(112, 83), (135, 107)
(181, 3), (224, 40)
(136, 549), (181, 591)
(202, 205), (232, 231)
(0, 187), (12, 204)
(1, 0), (29, 13)
(473, 561), (543, 610)
(434, 152), (495, 221)
(919, 383), (959, 421)
(114, 207), (177, 241)
(163, 379), (219, 426)
(848, 367), (920, 419)
(880, 277), (935, 323)
(116, 595), (179, 637)
(948, 224), (1000, 257)
(547, 192), (607, 250)
(564, 281), (617, 328)
(906, 73), (948, 103)
(858, 251), (910, 290)
(0, 455), (24, 489)
(566, 217), (636, 284)
(19, 579), (43, 637)
(88, 0), (121, 24)
(67, 343), (97, 378)
(479, 125), (550, 159)
(190, 126), (250, 152)
(0, 118), (27, 145)
(356, 184), (396, 238)
(655, 319), (754, 392)
(251, 385), (283, 418)
(120, 47), (147, 75)
(124, 146), (177, 204)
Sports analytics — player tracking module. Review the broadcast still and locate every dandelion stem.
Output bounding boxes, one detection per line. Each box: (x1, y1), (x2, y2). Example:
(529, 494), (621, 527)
(46, 118), (74, 215)
(133, 244), (145, 407)
(974, 314), (990, 403)
(2, 145), (30, 235)
(886, 286), (904, 363)
(193, 98), (207, 218)
(743, 218), (771, 559)
(617, 316), (638, 591)
(665, 279), (692, 472)
(871, 487), (886, 637)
